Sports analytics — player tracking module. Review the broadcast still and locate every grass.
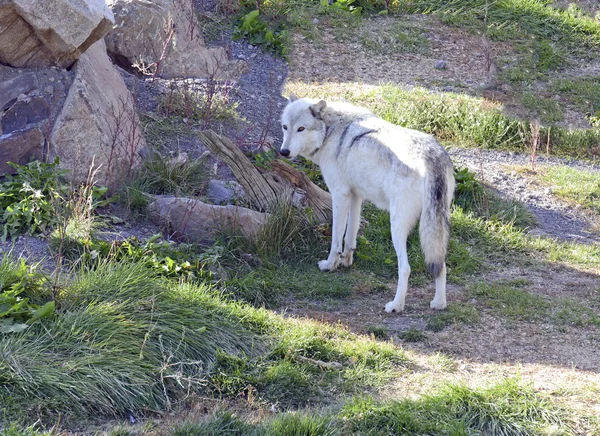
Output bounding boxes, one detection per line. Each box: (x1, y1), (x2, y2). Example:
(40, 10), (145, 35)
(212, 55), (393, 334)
(174, 377), (568, 435)
(538, 165), (600, 214)
(521, 92), (563, 123)
(359, 20), (430, 55)
(469, 280), (550, 321)
(287, 81), (600, 159)
(0, 255), (409, 424)
(552, 76), (600, 114)
(468, 279), (600, 328)
(426, 302), (480, 332)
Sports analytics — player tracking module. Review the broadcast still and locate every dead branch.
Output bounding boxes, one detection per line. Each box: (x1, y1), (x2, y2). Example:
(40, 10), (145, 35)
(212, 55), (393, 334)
(197, 130), (332, 223)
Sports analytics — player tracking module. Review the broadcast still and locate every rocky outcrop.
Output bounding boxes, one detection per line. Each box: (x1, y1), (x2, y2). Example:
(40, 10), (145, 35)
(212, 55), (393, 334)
(148, 196), (270, 242)
(0, 0), (114, 68)
(105, 0), (246, 79)
(0, 66), (73, 174)
(50, 39), (145, 187)
(0, 128), (44, 174)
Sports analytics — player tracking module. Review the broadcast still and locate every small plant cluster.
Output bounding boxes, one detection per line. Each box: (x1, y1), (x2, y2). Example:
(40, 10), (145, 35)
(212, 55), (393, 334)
(158, 81), (240, 127)
(0, 257), (54, 334)
(0, 159), (67, 241)
(233, 9), (289, 56)
(0, 159), (108, 242)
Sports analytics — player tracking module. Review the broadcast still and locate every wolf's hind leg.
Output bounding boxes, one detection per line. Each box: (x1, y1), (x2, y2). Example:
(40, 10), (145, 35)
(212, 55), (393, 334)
(430, 264), (447, 310)
(384, 216), (410, 313)
(319, 192), (351, 271)
(341, 194), (362, 267)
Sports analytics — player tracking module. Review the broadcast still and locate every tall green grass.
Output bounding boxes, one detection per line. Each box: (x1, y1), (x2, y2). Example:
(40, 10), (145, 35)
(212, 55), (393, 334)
(0, 257), (410, 423)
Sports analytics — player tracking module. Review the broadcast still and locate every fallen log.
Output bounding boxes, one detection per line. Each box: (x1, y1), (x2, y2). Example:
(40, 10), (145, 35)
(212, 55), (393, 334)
(198, 130), (332, 223)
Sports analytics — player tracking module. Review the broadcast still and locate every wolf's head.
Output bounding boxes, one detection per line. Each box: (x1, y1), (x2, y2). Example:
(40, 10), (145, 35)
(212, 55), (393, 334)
(280, 95), (328, 160)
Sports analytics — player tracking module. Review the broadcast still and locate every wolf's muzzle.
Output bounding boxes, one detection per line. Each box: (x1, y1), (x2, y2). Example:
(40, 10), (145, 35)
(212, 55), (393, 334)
(280, 149), (290, 157)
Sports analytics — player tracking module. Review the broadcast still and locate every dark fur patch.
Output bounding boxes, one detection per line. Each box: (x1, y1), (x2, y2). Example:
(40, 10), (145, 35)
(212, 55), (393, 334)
(428, 262), (444, 278)
(336, 124), (352, 157)
(349, 129), (378, 148)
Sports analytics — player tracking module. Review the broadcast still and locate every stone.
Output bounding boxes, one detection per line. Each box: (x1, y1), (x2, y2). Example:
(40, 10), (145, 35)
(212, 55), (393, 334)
(1, 96), (51, 134)
(148, 196), (269, 242)
(0, 0), (114, 68)
(206, 179), (245, 205)
(0, 73), (38, 109)
(105, 0), (246, 79)
(435, 60), (447, 70)
(50, 39), (146, 187)
(0, 128), (45, 174)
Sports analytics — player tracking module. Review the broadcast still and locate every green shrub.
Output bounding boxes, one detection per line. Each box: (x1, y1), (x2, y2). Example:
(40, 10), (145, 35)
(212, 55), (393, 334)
(0, 256), (54, 334)
(233, 10), (290, 57)
(0, 159), (67, 240)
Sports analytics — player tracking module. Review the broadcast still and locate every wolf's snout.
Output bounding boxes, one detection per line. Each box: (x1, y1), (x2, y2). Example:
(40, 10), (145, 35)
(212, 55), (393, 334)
(280, 149), (290, 157)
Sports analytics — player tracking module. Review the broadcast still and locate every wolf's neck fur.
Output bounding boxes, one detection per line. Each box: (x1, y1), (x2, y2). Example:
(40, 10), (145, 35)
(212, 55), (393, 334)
(321, 102), (372, 128)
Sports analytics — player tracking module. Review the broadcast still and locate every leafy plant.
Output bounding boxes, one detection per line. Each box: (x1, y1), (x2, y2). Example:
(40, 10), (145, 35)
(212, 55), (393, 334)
(0, 257), (54, 333)
(233, 10), (289, 56)
(0, 159), (67, 240)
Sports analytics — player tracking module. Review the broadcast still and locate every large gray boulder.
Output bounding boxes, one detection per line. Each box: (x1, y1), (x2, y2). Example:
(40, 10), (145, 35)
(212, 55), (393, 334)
(50, 39), (145, 187)
(0, 0), (114, 68)
(0, 128), (44, 174)
(148, 196), (270, 242)
(105, 0), (246, 79)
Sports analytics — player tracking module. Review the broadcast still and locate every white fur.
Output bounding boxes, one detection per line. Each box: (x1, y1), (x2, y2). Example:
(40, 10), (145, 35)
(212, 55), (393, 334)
(281, 97), (455, 312)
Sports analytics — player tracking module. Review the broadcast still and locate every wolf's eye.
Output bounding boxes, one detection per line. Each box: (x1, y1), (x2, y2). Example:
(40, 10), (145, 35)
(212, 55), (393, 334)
(297, 127), (305, 132)
(283, 125), (288, 130)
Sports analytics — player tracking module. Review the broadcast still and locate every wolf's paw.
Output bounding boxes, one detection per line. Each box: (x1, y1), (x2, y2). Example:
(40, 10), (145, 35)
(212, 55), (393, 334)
(430, 299), (447, 310)
(384, 301), (404, 313)
(318, 259), (338, 271)
(340, 253), (354, 268)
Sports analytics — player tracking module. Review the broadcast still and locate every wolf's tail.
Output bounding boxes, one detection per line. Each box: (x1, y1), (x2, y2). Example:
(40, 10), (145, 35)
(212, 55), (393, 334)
(419, 160), (455, 278)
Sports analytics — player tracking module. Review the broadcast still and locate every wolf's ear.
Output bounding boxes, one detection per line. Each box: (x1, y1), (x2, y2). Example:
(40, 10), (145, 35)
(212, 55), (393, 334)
(310, 100), (327, 120)
(288, 93), (299, 102)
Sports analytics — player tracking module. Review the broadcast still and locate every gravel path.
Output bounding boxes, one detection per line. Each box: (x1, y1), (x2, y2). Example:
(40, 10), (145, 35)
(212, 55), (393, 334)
(448, 147), (600, 244)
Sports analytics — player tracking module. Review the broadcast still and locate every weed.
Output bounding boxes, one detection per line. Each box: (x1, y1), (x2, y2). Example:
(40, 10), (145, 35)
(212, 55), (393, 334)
(399, 326), (428, 342)
(0, 255), (53, 333)
(233, 10), (289, 57)
(0, 159), (67, 240)
(368, 325), (390, 340)
(158, 81), (239, 126)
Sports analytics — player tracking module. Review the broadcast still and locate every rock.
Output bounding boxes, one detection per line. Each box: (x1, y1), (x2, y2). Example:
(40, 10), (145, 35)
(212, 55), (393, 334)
(206, 179), (245, 205)
(0, 128), (45, 174)
(0, 73), (38, 109)
(0, 0), (114, 68)
(1, 96), (51, 134)
(50, 39), (145, 187)
(435, 60), (447, 70)
(105, 0), (246, 79)
(148, 196), (269, 242)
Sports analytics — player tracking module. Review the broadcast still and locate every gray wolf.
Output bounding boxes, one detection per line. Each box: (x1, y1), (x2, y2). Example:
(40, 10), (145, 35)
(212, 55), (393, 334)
(279, 95), (455, 312)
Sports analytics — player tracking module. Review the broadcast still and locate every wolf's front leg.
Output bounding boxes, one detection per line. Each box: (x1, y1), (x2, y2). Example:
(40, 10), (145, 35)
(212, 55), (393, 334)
(340, 194), (362, 268)
(319, 192), (351, 271)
